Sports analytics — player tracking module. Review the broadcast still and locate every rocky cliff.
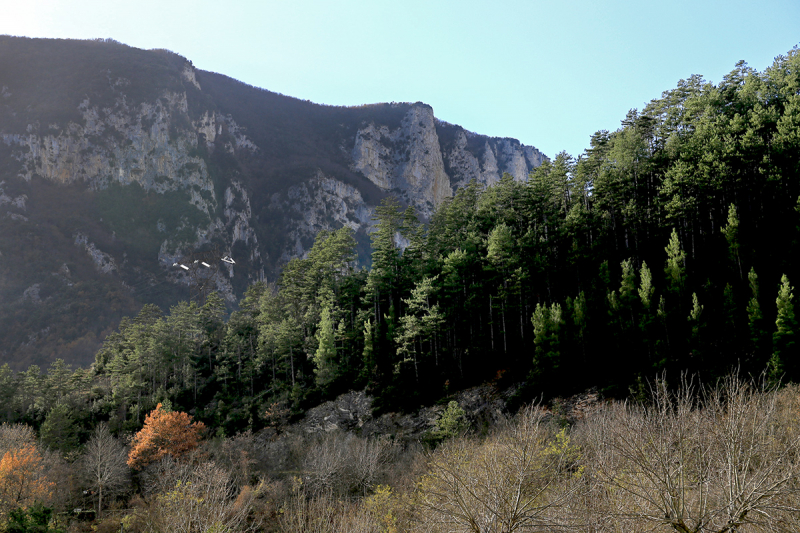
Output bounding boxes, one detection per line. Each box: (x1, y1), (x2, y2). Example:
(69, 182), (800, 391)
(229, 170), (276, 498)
(0, 36), (546, 368)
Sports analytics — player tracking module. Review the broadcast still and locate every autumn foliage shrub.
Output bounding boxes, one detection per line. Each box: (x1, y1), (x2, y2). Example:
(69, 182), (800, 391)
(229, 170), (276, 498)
(0, 444), (55, 515)
(127, 404), (206, 470)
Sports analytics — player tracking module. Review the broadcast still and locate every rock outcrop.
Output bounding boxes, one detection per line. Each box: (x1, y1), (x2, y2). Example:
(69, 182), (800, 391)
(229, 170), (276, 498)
(353, 103), (452, 219)
(298, 384), (516, 440)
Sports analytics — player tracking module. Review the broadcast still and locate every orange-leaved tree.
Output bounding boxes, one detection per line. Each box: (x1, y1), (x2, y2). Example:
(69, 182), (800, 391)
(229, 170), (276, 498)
(0, 444), (55, 513)
(127, 404), (206, 470)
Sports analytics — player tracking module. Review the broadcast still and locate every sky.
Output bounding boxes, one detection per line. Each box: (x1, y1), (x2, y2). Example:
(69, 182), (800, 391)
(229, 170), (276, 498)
(1, 0), (798, 159)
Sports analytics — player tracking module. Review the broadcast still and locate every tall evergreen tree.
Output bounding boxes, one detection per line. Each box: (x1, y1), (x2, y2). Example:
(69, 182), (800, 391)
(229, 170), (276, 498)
(721, 204), (743, 279)
(746, 268), (766, 362)
(313, 305), (338, 389)
(531, 302), (563, 390)
(770, 274), (797, 382)
(664, 228), (686, 295)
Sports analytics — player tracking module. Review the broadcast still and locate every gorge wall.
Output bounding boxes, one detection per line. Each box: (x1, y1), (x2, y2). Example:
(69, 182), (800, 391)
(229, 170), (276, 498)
(0, 36), (546, 368)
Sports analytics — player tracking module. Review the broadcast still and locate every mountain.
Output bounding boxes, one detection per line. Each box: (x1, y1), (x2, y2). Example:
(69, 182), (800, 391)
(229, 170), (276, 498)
(0, 36), (546, 369)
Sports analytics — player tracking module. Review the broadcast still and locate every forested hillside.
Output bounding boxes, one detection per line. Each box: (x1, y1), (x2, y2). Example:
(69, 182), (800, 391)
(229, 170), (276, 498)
(0, 45), (799, 533)
(2, 47), (800, 435)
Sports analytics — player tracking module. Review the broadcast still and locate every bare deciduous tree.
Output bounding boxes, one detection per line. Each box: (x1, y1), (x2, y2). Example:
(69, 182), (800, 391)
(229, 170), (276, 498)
(415, 405), (580, 532)
(0, 422), (35, 456)
(214, 429), (260, 488)
(277, 485), (402, 533)
(578, 376), (800, 532)
(346, 435), (396, 496)
(82, 423), (130, 517)
(302, 432), (396, 497)
(140, 458), (263, 532)
(303, 433), (350, 496)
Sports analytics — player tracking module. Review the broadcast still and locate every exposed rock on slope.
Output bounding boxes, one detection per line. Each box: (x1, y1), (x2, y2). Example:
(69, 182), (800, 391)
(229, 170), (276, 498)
(298, 385), (515, 440)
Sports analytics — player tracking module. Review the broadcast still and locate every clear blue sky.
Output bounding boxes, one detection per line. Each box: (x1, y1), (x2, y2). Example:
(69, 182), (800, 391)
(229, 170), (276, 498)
(2, 0), (798, 158)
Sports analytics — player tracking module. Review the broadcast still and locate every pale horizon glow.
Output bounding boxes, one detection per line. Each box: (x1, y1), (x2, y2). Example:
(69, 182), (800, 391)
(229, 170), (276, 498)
(1, 0), (798, 159)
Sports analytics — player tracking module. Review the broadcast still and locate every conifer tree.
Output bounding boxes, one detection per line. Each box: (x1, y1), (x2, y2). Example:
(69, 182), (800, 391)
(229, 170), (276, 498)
(572, 291), (588, 344)
(746, 268), (766, 359)
(618, 258), (637, 327)
(721, 283), (740, 359)
(365, 198), (405, 393)
(770, 274), (797, 382)
(487, 223), (518, 353)
(688, 292), (704, 360)
(721, 204), (743, 278)
(638, 262), (654, 309)
(531, 303), (563, 387)
(39, 402), (79, 453)
(313, 305), (338, 388)
(664, 228), (686, 294)
(361, 318), (376, 382)
(396, 276), (444, 380)
(638, 262), (657, 366)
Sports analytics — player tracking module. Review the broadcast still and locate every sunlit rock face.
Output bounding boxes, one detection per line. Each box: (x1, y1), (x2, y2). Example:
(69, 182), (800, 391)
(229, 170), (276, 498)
(352, 103), (546, 219)
(0, 36), (547, 368)
(353, 103), (451, 219)
(442, 128), (547, 190)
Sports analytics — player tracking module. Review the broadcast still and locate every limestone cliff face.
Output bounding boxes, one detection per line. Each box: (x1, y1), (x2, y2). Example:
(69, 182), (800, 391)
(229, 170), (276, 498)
(271, 170), (373, 263)
(441, 127), (547, 190)
(353, 103), (451, 218)
(1, 76), (264, 298)
(3, 93), (211, 202)
(352, 104), (546, 219)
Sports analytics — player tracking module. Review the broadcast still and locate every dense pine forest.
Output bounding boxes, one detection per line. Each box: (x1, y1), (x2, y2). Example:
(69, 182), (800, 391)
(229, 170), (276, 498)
(0, 48), (799, 532)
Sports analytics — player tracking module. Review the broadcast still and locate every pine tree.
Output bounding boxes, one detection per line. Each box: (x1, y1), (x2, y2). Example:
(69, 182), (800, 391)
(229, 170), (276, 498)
(638, 262), (657, 366)
(361, 318), (376, 382)
(365, 198), (405, 392)
(746, 268), (765, 359)
(618, 258), (637, 328)
(487, 223), (519, 354)
(770, 274), (797, 382)
(721, 204), (743, 278)
(721, 283), (739, 360)
(39, 402), (79, 453)
(688, 292), (704, 360)
(619, 259), (636, 303)
(313, 305), (338, 388)
(638, 262), (654, 309)
(532, 303), (563, 386)
(396, 276), (444, 380)
(573, 291), (588, 342)
(664, 228), (685, 294)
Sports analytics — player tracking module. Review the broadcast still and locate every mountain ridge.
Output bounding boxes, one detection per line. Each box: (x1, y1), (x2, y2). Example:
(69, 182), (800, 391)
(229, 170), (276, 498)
(0, 35), (546, 369)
